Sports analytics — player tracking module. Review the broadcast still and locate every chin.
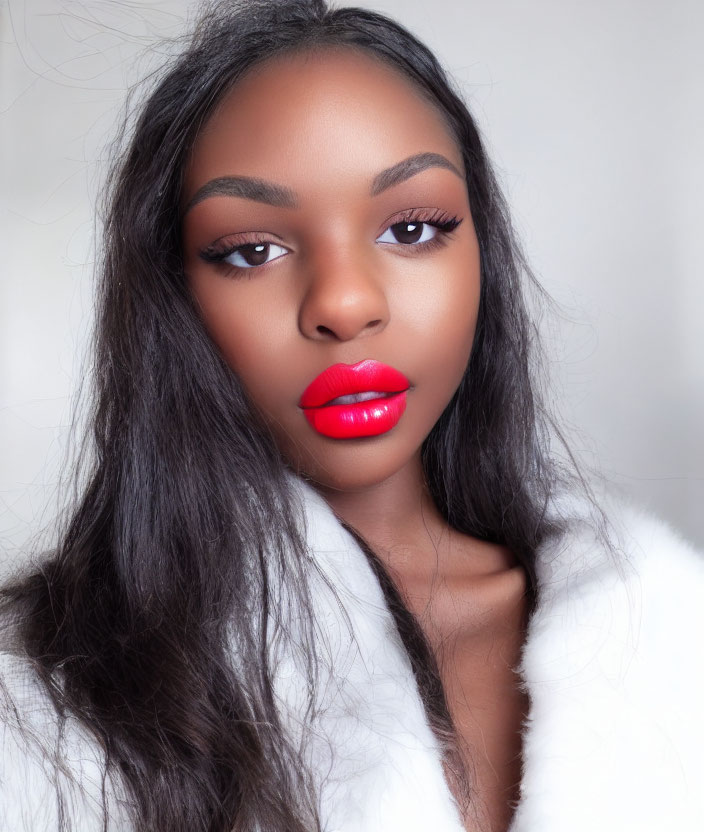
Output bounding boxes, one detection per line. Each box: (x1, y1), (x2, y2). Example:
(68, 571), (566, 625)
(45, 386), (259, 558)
(285, 438), (418, 495)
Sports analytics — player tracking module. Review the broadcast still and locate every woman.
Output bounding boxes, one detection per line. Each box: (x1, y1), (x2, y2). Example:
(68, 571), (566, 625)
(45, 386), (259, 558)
(1, 1), (702, 831)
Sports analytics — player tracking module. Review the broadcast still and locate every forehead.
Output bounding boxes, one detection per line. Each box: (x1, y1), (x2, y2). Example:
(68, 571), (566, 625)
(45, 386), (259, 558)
(183, 46), (463, 198)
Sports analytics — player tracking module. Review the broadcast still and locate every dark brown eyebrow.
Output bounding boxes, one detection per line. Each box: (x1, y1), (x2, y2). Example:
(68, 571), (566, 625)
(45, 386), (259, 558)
(183, 152), (463, 216)
(370, 152), (464, 195)
(183, 176), (298, 214)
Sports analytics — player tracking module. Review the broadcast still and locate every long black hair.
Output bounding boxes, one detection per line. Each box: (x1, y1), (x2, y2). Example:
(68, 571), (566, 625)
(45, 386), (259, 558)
(1, 1), (604, 830)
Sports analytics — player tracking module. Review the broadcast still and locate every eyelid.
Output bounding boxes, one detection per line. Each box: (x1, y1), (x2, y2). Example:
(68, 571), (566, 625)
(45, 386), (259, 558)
(375, 207), (463, 248)
(377, 223), (437, 245)
(227, 241), (289, 269)
(196, 207), (461, 271)
(198, 230), (290, 263)
(377, 206), (460, 234)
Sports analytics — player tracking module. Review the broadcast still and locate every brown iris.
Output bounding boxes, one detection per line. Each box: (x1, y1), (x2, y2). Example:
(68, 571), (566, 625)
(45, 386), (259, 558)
(391, 221), (424, 244)
(238, 243), (271, 266)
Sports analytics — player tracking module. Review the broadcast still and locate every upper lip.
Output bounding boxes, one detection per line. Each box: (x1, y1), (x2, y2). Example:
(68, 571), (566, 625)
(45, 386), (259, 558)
(299, 359), (410, 408)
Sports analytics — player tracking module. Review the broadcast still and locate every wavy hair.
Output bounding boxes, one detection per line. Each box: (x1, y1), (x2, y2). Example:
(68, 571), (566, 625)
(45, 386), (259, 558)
(1, 1), (601, 830)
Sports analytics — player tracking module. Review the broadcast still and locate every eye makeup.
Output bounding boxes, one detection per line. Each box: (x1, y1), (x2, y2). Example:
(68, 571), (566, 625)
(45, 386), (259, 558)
(196, 206), (463, 278)
(378, 207), (462, 252)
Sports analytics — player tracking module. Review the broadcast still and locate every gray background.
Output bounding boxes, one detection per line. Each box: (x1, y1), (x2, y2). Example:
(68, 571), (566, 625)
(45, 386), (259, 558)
(1, 0), (702, 572)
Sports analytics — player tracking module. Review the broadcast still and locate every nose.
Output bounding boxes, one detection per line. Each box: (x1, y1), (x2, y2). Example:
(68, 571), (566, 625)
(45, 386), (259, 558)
(298, 250), (390, 342)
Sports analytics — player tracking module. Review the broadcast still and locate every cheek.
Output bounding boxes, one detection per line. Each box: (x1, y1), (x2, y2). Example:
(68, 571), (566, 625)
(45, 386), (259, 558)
(188, 275), (291, 406)
(395, 246), (481, 395)
(417, 288), (479, 424)
(440, 274), (481, 370)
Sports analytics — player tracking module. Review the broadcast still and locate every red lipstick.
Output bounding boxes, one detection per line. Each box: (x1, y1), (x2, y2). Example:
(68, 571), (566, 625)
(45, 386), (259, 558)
(299, 359), (410, 439)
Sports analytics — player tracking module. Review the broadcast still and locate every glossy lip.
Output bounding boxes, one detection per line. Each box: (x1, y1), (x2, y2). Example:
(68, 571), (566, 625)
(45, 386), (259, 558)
(299, 359), (410, 408)
(299, 359), (411, 439)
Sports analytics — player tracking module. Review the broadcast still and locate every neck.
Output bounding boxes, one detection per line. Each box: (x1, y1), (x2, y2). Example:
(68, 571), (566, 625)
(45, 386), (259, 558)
(313, 453), (448, 557)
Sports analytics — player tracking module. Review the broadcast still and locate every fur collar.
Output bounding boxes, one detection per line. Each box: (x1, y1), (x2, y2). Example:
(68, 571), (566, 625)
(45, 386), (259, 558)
(511, 488), (704, 831)
(2, 476), (703, 831)
(281, 476), (704, 831)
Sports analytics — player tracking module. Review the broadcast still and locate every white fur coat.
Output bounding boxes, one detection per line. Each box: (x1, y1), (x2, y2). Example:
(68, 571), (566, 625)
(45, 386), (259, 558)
(1, 475), (703, 831)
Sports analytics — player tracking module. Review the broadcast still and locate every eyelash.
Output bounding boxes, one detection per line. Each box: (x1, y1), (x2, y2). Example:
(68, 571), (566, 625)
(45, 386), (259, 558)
(198, 208), (463, 275)
(380, 208), (462, 251)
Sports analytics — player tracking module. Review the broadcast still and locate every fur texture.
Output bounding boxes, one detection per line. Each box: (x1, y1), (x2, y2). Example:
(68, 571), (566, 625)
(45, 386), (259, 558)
(1, 475), (703, 831)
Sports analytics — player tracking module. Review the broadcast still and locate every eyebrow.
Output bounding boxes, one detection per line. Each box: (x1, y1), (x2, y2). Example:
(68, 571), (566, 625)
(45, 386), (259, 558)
(370, 152), (463, 195)
(183, 152), (463, 215)
(183, 177), (297, 214)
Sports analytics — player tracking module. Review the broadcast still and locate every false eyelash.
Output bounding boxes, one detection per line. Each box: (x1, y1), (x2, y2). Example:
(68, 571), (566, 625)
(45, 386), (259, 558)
(380, 209), (463, 255)
(199, 240), (258, 264)
(197, 208), (464, 267)
(391, 207), (463, 234)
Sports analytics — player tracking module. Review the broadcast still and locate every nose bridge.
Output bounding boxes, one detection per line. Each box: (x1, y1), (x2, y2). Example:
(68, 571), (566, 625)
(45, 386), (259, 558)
(298, 240), (390, 341)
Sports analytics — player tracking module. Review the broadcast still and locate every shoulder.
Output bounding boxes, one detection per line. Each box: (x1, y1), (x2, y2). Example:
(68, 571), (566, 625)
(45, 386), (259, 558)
(528, 480), (704, 696)
(513, 485), (704, 831)
(594, 495), (704, 718)
(532, 485), (704, 656)
(0, 647), (131, 831)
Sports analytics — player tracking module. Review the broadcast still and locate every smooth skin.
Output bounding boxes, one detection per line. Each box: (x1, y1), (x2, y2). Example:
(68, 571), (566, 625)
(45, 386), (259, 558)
(182, 48), (529, 832)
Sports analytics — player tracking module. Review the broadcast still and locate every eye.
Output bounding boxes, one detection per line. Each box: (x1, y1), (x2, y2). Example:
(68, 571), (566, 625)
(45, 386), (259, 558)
(223, 242), (289, 269)
(376, 221), (438, 246)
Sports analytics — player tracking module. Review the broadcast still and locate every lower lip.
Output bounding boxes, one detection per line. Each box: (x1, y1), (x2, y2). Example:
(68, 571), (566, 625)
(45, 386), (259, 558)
(302, 391), (408, 439)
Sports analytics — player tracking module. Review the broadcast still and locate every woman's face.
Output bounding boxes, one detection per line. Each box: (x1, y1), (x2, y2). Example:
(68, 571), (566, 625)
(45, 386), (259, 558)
(182, 47), (481, 492)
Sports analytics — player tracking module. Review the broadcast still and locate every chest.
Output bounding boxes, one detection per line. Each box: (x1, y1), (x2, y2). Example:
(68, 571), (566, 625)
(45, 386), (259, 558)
(402, 567), (530, 832)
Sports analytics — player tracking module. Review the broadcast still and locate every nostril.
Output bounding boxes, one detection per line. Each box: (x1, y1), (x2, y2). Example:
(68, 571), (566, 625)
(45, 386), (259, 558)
(316, 320), (382, 337)
(313, 317), (386, 340)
